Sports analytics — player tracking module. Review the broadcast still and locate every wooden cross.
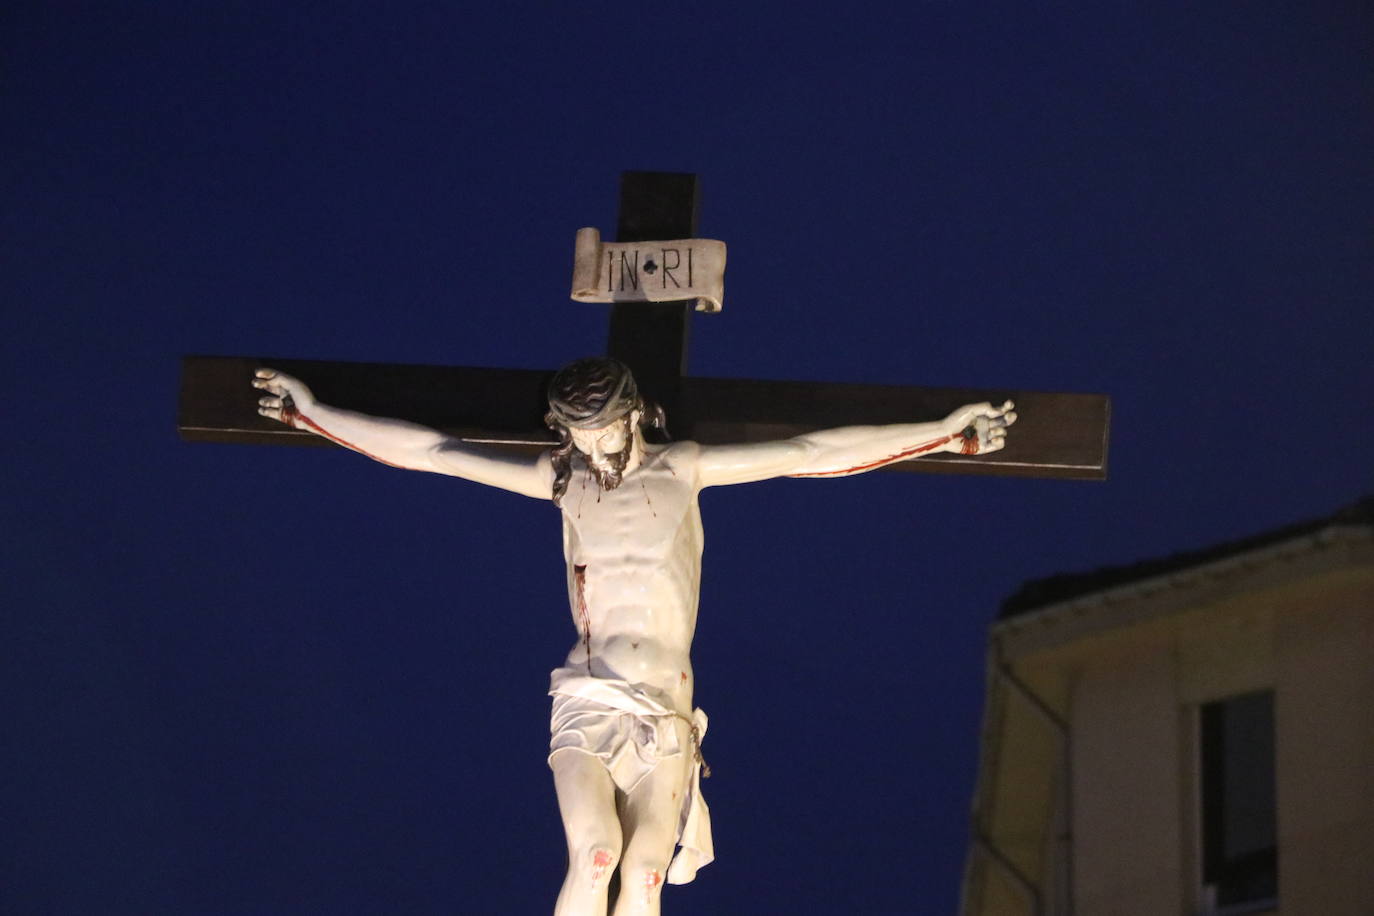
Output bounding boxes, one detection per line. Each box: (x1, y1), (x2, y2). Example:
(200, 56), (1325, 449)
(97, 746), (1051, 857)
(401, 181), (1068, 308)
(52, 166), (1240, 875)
(179, 172), (1109, 480)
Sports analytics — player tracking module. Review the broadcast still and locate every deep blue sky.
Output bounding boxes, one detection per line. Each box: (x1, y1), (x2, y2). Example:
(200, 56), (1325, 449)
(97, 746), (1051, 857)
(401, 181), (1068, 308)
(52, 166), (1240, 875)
(5, 3), (1371, 913)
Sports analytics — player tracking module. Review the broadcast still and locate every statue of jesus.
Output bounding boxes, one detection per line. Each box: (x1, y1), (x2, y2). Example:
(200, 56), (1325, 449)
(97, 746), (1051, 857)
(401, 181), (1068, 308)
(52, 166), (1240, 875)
(252, 357), (1015, 916)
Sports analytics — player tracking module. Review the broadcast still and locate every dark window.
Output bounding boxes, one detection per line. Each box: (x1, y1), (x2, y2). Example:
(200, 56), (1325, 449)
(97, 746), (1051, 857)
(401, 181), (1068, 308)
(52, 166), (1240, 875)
(1200, 691), (1277, 910)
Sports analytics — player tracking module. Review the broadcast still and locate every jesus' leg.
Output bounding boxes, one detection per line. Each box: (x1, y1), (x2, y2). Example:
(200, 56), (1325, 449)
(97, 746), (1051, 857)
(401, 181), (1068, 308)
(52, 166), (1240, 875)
(611, 720), (694, 916)
(552, 750), (622, 916)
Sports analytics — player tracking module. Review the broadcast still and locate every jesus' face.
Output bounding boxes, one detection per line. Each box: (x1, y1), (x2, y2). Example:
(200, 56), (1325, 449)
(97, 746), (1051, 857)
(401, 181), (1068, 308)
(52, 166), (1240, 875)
(570, 416), (631, 470)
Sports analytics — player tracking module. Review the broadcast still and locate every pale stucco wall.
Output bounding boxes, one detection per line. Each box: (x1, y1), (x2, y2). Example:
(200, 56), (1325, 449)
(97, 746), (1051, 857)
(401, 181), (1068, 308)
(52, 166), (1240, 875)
(1273, 591), (1374, 915)
(1062, 570), (1371, 916)
(1070, 637), (1186, 915)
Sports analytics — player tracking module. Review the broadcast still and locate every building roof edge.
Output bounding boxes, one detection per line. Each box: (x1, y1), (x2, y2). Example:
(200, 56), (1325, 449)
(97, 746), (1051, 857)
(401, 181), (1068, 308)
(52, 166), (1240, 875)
(997, 496), (1374, 627)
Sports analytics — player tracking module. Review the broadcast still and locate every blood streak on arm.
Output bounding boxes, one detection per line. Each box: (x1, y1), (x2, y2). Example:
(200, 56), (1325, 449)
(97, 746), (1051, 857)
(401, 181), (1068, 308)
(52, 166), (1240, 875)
(284, 406), (408, 469)
(787, 434), (957, 478)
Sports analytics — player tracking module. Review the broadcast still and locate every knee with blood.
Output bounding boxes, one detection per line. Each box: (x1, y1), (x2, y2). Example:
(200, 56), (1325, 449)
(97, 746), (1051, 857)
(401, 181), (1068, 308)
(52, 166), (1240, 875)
(583, 845), (618, 882)
(640, 868), (664, 901)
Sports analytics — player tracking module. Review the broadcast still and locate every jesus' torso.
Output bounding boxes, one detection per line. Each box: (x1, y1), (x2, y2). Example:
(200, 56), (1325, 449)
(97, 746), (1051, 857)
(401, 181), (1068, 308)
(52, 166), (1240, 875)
(558, 441), (703, 714)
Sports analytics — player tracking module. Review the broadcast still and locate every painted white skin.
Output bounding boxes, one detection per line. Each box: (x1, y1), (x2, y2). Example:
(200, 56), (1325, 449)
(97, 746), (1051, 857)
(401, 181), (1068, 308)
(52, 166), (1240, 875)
(253, 367), (1015, 915)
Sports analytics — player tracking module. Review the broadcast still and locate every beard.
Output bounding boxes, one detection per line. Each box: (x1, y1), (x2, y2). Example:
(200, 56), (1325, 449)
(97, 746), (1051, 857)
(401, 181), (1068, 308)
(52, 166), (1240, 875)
(584, 444), (631, 491)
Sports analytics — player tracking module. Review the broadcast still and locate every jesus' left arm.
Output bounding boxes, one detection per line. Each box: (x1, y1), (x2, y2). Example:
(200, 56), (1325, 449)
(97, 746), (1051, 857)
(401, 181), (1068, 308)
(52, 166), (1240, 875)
(694, 401), (1016, 488)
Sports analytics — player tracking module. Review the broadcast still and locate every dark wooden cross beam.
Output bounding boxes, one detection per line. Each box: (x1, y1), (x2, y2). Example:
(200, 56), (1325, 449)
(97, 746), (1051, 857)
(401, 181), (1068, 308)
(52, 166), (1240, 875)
(179, 172), (1110, 480)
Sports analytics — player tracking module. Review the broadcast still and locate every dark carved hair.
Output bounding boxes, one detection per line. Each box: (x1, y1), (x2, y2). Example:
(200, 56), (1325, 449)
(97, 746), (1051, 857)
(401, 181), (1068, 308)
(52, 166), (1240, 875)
(545, 358), (668, 506)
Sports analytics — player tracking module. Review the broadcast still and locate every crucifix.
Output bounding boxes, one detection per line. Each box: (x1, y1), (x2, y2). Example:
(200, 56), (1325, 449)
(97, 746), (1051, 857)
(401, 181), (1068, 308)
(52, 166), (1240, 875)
(180, 172), (1109, 916)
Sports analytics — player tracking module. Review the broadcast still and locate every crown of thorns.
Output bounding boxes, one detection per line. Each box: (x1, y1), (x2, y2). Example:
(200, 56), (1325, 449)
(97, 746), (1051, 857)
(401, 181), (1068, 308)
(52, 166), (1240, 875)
(546, 357), (642, 430)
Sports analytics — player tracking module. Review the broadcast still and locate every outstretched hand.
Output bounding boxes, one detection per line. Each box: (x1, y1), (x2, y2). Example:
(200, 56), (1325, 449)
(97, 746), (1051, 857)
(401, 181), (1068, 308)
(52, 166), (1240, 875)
(252, 368), (315, 426)
(945, 400), (1017, 455)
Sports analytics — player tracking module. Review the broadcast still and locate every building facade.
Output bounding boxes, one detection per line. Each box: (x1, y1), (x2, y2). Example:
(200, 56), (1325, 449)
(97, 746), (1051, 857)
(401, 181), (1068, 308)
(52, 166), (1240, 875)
(962, 501), (1373, 916)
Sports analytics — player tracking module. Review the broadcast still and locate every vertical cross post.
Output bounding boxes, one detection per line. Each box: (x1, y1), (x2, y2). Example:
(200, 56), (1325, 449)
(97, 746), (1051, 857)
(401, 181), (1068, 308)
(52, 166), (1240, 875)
(606, 171), (701, 429)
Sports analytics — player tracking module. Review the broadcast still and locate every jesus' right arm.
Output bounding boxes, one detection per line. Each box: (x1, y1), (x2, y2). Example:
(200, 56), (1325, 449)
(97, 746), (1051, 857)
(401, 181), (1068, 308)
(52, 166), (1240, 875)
(252, 368), (553, 500)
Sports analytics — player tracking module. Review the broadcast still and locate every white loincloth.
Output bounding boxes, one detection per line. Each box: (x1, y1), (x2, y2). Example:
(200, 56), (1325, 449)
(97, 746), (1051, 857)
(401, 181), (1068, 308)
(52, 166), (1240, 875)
(548, 666), (714, 884)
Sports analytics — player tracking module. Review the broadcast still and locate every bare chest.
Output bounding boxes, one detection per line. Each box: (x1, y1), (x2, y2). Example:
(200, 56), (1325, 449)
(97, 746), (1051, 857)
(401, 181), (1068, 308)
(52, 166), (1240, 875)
(560, 453), (699, 564)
